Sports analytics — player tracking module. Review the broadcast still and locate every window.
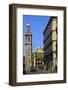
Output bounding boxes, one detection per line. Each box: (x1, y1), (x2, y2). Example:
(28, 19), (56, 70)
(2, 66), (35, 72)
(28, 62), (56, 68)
(28, 37), (31, 41)
(28, 50), (31, 56)
(28, 45), (31, 49)
(26, 37), (28, 41)
(25, 45), (28, 49)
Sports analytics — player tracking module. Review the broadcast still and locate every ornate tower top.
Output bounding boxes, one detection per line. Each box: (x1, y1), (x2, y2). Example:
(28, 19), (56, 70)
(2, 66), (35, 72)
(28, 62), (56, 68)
(26, 23), (30, 26)
(25, 23), (32, 36)
(26, 23), (30, 33)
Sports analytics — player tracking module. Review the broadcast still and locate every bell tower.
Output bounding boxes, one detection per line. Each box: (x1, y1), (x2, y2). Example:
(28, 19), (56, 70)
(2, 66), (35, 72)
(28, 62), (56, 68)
(25, 24), (32, 72)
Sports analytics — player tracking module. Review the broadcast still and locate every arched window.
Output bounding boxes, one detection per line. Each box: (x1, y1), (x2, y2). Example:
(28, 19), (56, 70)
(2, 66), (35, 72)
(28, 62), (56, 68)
(28, 37), (30, 41)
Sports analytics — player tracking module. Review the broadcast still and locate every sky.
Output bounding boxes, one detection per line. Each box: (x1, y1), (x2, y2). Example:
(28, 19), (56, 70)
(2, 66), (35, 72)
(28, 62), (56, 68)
(23, 15), (50, 52)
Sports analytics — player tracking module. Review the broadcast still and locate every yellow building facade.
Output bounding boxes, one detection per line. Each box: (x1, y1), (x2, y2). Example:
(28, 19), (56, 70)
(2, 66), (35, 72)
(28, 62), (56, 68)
(43, 17), (57, 72)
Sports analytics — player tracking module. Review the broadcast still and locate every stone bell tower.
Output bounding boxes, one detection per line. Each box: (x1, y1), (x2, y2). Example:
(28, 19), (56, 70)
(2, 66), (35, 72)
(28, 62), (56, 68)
(25, 24), (32, 72)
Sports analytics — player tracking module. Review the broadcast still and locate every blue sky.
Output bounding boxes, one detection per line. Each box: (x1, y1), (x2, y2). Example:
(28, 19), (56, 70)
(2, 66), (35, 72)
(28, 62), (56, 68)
(23, 15), (50, 52)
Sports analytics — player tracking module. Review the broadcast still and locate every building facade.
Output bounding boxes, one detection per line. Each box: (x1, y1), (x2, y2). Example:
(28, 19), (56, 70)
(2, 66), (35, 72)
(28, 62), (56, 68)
(32, 47), (44, 69)
(43, 17), (57, 72)
(25, 24), (32, 72)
